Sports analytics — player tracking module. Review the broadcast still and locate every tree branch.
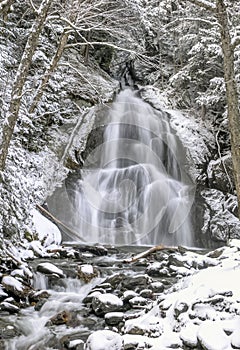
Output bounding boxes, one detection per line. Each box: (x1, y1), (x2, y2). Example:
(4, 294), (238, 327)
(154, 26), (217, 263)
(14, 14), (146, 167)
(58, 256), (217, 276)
(187, 0), (216, 12)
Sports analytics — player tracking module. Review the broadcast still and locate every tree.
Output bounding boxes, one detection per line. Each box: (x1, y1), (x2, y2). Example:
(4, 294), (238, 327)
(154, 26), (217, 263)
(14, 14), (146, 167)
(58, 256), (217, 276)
(187, 0), (240, 218)
(0, 0), (51, 171)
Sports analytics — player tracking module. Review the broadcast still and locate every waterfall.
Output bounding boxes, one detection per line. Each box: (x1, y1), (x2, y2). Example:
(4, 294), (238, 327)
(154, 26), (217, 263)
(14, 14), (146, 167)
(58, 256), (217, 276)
(69, 89), (194, 246)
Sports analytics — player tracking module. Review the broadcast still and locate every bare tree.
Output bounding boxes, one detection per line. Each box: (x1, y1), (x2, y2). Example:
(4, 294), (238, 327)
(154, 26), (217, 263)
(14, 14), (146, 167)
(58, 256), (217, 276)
(0, 0), (51, 171)
(188, 0), (240, 218)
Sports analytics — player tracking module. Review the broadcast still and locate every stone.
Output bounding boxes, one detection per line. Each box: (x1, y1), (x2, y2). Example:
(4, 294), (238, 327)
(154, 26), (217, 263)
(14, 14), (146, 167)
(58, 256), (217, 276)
(180, 323), (199, 348)
(128, 296), (148, 307)
(77, 264), (99, 283)
(85, 330), (123, 350)
(92, 293), (123, 316)
(105, 312), (124, 325)
(122, 274), (152, 291)
(36, 262), (65, 278)
(139, 289), (153, 298)
(174, 301), (189, 318)
(2, 275), (31, 299)
(150, 281), (164, 293)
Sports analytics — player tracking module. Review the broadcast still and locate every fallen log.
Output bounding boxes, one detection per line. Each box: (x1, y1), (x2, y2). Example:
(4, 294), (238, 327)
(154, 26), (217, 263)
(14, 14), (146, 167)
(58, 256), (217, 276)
(124, 244), (178, 263)
(36, 204), (86, 243)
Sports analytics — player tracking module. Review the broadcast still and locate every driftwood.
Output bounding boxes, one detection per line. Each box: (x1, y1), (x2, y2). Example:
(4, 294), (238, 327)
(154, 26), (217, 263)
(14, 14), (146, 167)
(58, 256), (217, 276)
(124, 244), (178, 263)
(36, 204), (86, 242)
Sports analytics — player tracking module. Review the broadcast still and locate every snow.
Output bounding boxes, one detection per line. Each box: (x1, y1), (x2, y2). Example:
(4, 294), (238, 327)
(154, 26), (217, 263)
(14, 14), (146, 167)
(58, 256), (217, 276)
(80, 264), (94, 275)
(85, 330), (123, 350)
(97, 293), (123, 307)
(37, 262), (64, 277)
(2, 276), (24, 292)
(197, 321), (230, 350)
(32, 209), (62, 246)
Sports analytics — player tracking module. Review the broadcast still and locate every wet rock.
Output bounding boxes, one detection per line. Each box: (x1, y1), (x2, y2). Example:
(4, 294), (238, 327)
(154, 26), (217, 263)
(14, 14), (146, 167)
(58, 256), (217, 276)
(122, 290), (138, 303)
(83, 291), (102, 305)
(29, 289), (50, 303)
(92, 293), (123, 316)
(122, 274), (152, 291)
(139, 289), (153, 299)
(36, 262), (65, 278)
(85, 330), (123, 350)
(105, 312), (124, 325)
(146, 262), (170, 277)
(68, 339), (84, 349)
(104, 273), (125, 290)
(0, 301), (19, 313)
(150, 281), (164, 293)
(174, 301), (189, 318)
(47, 310), (71, 326)
(0, 320), (21, 339)
(77, 264), (99, 283)
(197, 321), (230, 350)
(77, 245), (108, 256)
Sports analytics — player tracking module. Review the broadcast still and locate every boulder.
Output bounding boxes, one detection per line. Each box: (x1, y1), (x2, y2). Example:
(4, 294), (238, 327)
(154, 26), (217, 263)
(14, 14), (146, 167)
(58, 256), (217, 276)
(92, 293), (123, 316)
(85, 330), (123, 350)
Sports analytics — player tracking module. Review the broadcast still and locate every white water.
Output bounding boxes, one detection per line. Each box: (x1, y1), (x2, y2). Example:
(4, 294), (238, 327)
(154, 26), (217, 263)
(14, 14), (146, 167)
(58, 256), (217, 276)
(5, 275), (102, 350)
(71, 89), (194, 246)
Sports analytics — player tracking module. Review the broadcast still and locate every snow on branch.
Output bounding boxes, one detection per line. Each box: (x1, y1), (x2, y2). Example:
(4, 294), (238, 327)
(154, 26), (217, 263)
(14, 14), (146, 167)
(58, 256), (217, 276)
(187, 0), (216, 11)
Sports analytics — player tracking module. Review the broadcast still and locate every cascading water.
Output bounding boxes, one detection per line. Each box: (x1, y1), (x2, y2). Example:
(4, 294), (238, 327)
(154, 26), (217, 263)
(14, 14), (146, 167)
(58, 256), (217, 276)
(68, 89), (195, 246)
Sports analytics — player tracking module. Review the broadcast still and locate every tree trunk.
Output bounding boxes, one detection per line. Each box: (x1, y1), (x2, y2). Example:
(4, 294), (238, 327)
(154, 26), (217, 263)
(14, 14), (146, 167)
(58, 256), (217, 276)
(29, 31), (69, 114)
(216, 0), (240, 218)
(0, 0), (51, 171)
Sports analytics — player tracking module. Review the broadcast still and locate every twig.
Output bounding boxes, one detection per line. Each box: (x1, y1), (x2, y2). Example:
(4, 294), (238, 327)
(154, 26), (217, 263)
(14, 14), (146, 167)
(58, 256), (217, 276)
(124, 245), (178, 263)
(36, 204), (86, 242)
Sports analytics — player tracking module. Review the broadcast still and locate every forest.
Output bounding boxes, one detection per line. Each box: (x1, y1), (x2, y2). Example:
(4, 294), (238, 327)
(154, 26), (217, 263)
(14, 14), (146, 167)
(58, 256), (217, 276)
(0, 1), (240, 349)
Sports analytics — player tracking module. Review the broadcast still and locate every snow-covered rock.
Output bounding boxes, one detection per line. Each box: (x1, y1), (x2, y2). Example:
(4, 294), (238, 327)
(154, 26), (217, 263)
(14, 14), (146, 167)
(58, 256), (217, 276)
(197, 321), (230, 350)
(36, 262), (65, 278)
(32, 209), (62, 246)
(92, 293), (123, 316)
(85, 330), (123, 350)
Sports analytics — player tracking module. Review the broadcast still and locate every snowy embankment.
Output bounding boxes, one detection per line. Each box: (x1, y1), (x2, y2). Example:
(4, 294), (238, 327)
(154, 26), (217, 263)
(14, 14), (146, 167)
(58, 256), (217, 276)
(2, 210), (240, 350)
(85, 240), (240, 350)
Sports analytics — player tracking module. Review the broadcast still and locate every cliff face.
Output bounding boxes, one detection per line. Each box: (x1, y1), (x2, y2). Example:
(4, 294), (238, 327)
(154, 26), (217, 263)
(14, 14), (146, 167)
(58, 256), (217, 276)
(0, 1), (239, 249)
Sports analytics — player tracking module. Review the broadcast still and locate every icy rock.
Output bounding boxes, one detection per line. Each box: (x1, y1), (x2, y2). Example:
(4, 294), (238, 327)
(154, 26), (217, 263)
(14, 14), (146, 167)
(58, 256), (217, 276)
(180, 323), (199, 348)
(85, 330), (123, 350)
(105, 312), (124, 325)
(92, 293), (123, 316)
(36, 262), (64, 278)
(77, 264), (98, 283)
(231, 330), (240, 349)
(197, 321), (230, 350)
(68, 339), (84, 350)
